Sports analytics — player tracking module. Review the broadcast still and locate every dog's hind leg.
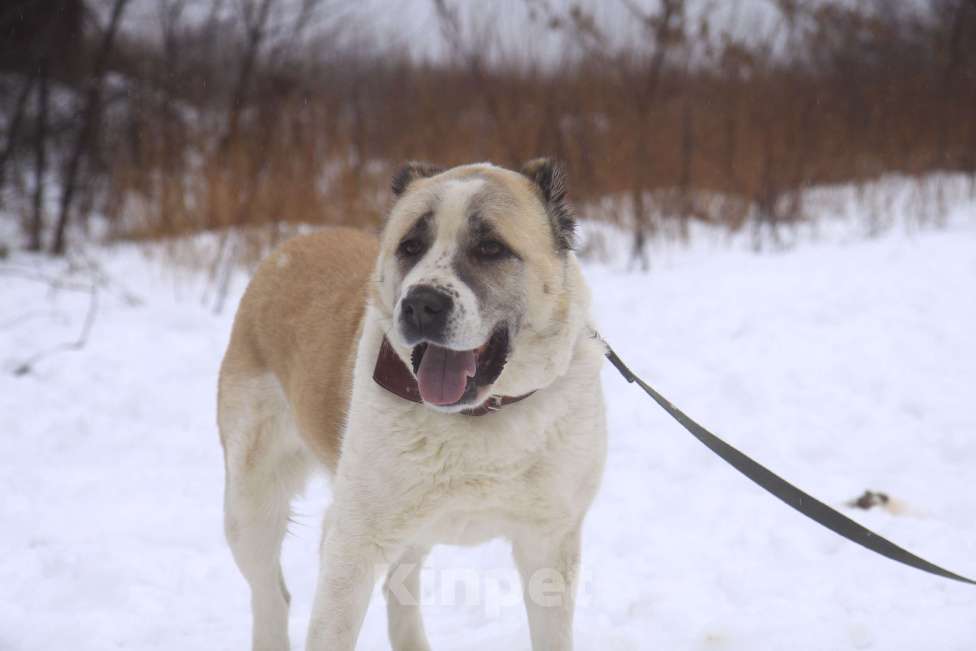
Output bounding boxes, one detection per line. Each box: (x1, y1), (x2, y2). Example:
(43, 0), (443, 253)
(383, 545), (432, 651)
(220, 372), (311, 651)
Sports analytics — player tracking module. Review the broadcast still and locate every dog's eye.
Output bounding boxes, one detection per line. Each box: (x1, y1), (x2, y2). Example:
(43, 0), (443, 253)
(475, 239), (507, 260)
(398, 238), (424, 257)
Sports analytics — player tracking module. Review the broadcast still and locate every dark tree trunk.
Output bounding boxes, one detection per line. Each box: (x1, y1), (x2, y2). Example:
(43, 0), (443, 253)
(28, 54), (50, 252)
(0, 75), (37, 196)
(50, 0), (129, 255)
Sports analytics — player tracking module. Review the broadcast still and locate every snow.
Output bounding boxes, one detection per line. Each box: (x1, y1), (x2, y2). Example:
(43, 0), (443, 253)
(2, 187), (976, 650)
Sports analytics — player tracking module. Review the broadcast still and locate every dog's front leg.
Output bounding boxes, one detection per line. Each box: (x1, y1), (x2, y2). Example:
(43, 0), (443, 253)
(306, 515), (389, 651)
(512, 526), (582, 651)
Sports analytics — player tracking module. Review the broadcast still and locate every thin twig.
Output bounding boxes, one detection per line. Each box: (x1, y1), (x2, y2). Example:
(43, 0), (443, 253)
(4, 251), (141, 375)
(12, 282), (98, 376)
(0, 266), (95, 293)
(0, 309), (65, 330)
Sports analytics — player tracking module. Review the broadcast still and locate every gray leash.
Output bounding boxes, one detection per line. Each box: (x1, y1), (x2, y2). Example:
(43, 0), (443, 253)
(599, 335), (976, 586)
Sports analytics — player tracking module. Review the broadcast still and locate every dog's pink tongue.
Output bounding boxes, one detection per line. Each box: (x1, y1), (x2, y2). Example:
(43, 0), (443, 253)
(416, 344), (476, 406)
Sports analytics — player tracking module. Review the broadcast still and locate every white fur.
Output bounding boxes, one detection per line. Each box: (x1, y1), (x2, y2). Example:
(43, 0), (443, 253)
(222, 169), (608, 651)
(305, 305), (606, 651)
(220, 373), (314, 651)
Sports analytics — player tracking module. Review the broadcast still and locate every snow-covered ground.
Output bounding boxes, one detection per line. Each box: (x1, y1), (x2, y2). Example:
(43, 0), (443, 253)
(2, 194), (975, 650)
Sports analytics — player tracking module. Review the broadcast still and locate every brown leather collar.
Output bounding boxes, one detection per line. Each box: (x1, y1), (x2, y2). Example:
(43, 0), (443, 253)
(372, 337), (534, 416)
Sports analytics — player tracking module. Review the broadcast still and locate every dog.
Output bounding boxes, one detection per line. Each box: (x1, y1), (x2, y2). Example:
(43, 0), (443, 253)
(218, 159), (608, 650)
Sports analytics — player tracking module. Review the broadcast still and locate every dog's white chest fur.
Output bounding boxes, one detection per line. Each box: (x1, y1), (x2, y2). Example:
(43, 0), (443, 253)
(333, 312), (607, 555)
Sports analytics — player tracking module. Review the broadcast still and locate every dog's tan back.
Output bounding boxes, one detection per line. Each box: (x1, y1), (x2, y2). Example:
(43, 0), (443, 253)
(218, 227), (377, 471)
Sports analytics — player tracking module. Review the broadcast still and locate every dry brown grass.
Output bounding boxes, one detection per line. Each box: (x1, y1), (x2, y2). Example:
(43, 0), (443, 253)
(104, 62), (975, 238)
(3, 0), (974, 262)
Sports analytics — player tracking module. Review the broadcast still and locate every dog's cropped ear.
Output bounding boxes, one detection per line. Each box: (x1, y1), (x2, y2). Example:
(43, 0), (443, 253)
(520, 157), (575, 251)
(392, 162), (443, 197)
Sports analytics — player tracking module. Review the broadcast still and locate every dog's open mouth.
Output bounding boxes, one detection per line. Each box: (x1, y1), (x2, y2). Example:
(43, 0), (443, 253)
(410, 327), (510, 406)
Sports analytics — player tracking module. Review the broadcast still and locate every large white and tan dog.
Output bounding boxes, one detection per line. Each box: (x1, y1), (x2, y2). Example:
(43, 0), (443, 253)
(218, 159), (607, 650)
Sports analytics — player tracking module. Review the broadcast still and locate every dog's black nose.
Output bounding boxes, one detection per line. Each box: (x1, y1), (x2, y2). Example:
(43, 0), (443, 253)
(400, 285), (453, 342)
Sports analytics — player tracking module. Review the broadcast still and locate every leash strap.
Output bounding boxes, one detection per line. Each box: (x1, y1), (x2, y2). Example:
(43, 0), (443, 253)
(600, 337), (976, 586)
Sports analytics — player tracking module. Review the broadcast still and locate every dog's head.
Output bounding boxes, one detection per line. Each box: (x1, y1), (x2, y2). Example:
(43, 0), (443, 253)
(373, 159), (592, 412)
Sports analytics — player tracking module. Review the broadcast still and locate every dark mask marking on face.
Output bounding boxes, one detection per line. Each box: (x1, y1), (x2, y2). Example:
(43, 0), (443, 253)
(396, 211), (434, 275)
(451, 213), (525, 333)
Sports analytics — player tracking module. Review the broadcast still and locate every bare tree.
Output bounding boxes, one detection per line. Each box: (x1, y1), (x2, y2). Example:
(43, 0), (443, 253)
(432, 0), (525, 164)
(0, 76), (37, 199)
(622, 0), (687, 269)
(50, 0), (130, 255)
(28, 52), (51, 252)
